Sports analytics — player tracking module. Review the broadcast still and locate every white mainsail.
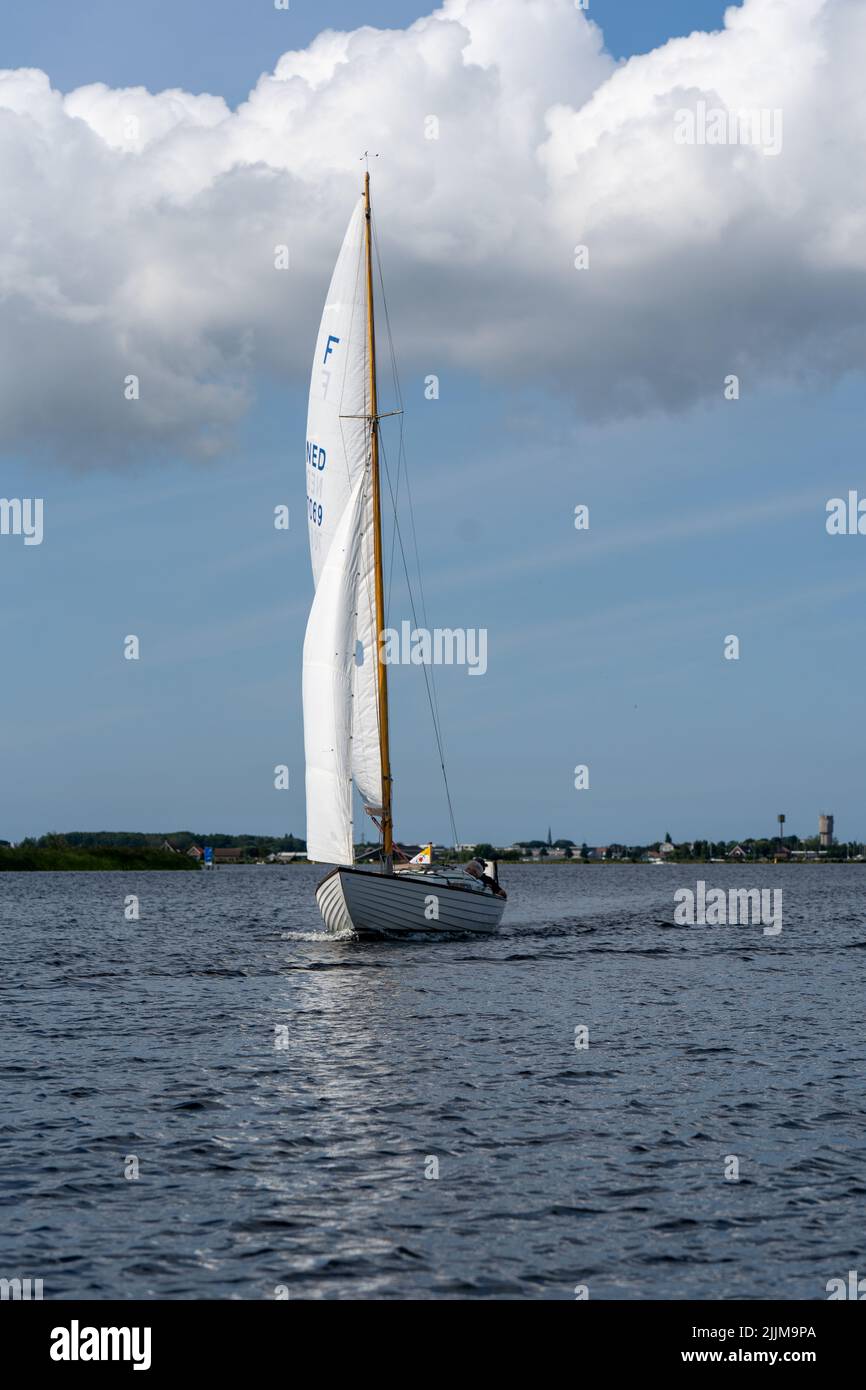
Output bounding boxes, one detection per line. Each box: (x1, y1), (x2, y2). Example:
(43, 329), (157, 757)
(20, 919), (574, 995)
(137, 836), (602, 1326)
(302, 477), (364, 866)
(304, 197), (383, 865)
(305, 200), (367, 586)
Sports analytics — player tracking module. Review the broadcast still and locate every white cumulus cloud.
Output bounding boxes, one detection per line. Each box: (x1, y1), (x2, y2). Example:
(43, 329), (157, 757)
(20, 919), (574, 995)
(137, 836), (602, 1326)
(0, 0), (863, 463)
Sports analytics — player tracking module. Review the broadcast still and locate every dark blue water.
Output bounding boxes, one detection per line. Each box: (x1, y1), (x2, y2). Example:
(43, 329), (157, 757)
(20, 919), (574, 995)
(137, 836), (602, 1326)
(1, 864), (864, 1300)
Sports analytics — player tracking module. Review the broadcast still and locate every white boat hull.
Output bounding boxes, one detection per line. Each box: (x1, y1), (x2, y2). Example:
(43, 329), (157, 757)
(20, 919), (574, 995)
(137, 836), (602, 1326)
(316, 866), (506, 937)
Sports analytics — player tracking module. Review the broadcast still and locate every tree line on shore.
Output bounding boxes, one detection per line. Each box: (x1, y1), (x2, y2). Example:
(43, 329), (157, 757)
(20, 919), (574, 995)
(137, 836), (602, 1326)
(0, 842), (197, 872)
(0, 831), (308, 872)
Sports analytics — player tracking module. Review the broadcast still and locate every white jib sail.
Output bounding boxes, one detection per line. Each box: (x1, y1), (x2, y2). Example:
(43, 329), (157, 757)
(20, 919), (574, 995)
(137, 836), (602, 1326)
(352, 488), (383, 814)
(304, 196), (384, 862)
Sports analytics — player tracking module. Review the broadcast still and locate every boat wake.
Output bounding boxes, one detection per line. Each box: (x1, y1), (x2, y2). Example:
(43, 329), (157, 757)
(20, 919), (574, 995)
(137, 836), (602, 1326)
(282, 928), (356, 943)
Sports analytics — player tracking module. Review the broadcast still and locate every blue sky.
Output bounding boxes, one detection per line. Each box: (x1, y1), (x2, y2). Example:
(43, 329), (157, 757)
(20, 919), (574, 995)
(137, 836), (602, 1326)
(3, 2), (730, 103)
(4, 0), (865, 849)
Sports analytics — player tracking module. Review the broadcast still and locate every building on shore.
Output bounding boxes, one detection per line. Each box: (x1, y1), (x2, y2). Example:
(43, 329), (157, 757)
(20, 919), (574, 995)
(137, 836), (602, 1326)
(214, 848), (243, 865)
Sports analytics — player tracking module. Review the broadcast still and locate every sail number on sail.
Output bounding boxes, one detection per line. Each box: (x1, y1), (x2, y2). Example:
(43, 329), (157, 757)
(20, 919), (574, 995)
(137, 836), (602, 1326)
(306, 440), (327, 471)
(306, 439), (327, 526)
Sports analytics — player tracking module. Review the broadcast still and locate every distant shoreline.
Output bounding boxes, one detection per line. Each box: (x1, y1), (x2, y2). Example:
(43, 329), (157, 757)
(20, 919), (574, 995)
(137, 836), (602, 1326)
(0, 846), (199, 873)
(0, 852), (858, 873)
(523, 857), (859, 866)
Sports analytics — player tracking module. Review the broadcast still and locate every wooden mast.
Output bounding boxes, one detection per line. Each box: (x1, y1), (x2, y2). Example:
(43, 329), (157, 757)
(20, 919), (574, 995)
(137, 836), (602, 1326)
(364, 171), (394, 870)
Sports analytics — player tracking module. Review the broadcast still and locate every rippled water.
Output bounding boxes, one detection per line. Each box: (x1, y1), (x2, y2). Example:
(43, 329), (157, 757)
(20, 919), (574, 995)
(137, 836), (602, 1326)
(1, 864), (864, 1300)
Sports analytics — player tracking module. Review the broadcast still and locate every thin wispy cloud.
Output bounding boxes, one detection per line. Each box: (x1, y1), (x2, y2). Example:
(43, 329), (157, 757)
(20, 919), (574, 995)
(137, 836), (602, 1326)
(425, 487), (825, 595)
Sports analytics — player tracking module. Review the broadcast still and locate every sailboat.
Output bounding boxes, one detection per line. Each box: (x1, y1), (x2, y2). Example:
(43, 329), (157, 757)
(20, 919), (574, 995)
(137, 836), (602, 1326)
(302, 174), (507, 938)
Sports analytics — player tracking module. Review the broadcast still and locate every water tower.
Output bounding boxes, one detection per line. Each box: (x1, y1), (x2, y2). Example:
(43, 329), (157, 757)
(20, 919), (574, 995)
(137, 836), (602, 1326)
(777, 813), (785, 845)
(819, 814), (834, 848)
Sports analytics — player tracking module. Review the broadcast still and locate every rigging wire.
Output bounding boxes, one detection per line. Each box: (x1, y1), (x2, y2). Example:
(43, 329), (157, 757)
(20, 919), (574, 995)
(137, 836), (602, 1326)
(372, 214), (460, 851)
